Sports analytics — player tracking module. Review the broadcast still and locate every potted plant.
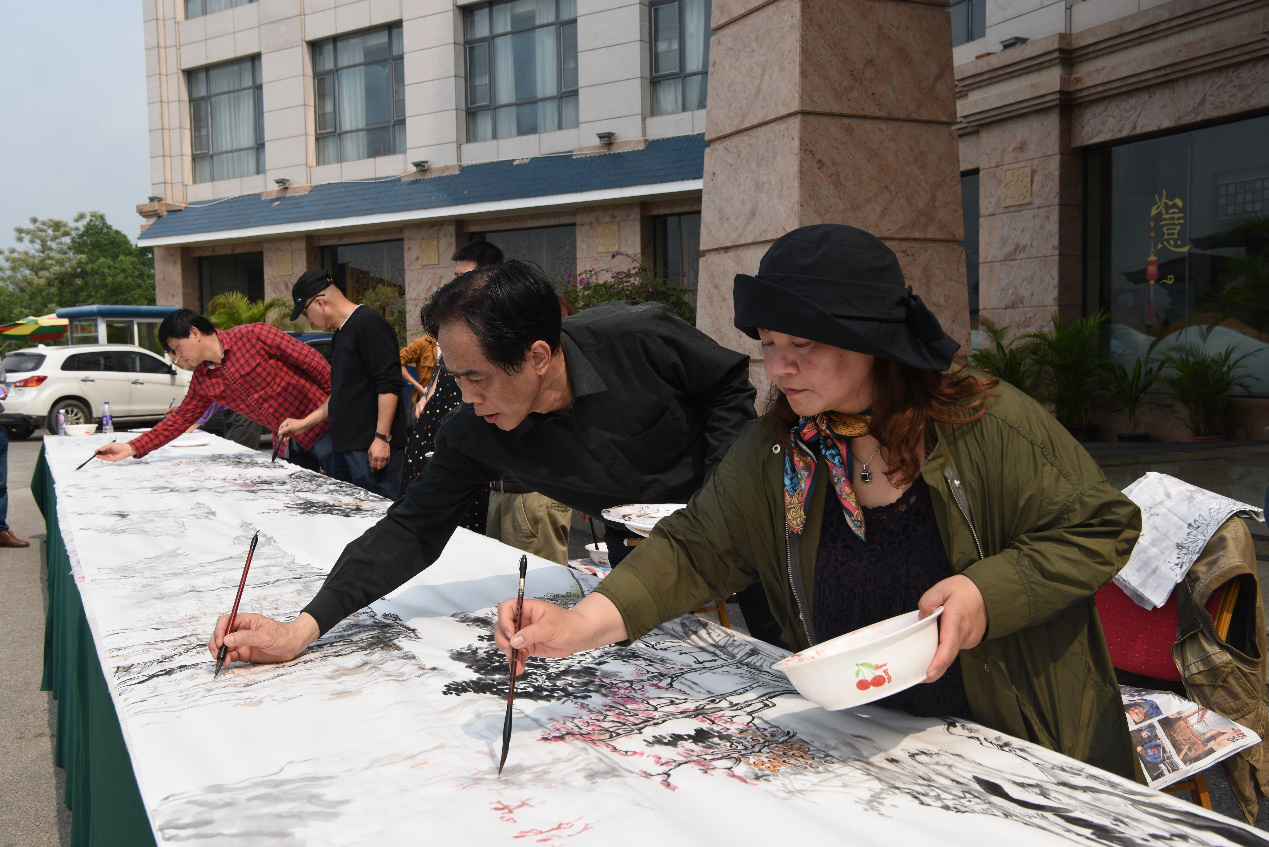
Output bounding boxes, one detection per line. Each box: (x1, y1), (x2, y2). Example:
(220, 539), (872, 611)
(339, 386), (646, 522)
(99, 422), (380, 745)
(1105, 357), (1161, 441)
(1022, 310), (1111, 441)
(968, 318), (1038, 396)
(1160, 327), (1258, 440)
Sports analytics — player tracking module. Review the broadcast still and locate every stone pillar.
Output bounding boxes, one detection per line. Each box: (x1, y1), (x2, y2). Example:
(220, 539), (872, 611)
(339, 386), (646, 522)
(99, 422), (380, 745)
(575, 203), (646, 279)
(403, 221), (460, 337)
(263, 237), (309, 303)
(153, 245), (199, 308)
(697, 0), (970, 386)
(975, 108), (1083, 333)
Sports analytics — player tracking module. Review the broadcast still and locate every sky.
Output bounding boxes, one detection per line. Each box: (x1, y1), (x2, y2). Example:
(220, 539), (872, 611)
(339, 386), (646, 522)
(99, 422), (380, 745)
(0, 3), (150, 252)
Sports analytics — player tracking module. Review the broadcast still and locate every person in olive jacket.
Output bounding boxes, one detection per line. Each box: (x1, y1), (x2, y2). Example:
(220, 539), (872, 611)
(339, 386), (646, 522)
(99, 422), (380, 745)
(498, 225), (1142, 782)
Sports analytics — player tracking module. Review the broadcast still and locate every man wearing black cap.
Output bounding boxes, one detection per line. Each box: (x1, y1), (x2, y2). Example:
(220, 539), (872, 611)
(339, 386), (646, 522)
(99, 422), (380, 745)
(280, 270), (406, 499)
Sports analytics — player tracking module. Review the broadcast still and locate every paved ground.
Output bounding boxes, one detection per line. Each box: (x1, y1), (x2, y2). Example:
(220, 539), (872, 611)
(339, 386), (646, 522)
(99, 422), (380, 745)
(3, 431), (1267, 844)
(0, 433), (70, 847)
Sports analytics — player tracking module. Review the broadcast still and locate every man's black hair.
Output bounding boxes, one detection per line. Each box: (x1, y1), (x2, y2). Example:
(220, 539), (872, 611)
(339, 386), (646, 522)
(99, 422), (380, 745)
(422, 260), (559, 373)
(451, 239), (504, 268)
(159, 309), (217, 345)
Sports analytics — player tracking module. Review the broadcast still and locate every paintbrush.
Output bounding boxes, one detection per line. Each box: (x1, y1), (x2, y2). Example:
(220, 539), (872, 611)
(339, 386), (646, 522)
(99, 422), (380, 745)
(74, 439), (116, 471)
(270, 434), (286, 462)
(498, 554), (529, 775)
(214, 531), (260, 679)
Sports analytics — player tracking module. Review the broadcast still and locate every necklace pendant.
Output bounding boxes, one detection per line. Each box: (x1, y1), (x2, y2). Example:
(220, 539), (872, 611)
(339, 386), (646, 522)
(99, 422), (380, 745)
(859, 468), (872, 484)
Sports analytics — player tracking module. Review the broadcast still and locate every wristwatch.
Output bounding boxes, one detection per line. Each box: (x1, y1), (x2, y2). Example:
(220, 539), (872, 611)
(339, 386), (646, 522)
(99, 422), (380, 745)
(374, 432), (391, 443)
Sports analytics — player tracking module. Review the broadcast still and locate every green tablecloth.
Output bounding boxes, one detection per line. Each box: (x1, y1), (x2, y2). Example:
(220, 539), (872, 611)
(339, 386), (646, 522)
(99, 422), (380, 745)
(35, 446), (157, 847)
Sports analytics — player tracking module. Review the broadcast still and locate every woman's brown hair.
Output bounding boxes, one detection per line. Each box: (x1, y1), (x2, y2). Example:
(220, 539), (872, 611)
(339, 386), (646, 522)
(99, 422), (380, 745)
(766, 362), (997, 488)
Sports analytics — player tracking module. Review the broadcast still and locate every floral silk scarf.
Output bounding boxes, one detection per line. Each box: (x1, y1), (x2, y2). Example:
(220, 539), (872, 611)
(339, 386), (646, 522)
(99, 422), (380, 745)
(783, 412), (870, 542)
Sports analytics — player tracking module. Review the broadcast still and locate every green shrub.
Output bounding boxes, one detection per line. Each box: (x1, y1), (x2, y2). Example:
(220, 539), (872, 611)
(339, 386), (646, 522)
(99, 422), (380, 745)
(559, 252), (695, 324)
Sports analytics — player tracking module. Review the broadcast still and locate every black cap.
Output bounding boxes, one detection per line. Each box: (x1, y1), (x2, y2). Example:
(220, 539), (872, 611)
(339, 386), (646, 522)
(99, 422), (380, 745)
(290, 269), (333, 321)
(733, 224), (959, 371)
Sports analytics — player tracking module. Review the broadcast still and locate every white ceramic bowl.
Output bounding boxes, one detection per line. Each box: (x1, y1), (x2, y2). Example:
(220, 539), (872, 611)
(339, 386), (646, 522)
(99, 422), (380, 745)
(65, 424), (98, 436)
(584, 542), (611, 568)
(772, 607), (943, 710)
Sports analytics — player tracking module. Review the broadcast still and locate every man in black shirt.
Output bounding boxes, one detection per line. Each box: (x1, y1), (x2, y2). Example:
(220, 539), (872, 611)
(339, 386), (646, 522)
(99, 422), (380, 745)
(210, 261), (759, 664)
(280, 270), (406, 499)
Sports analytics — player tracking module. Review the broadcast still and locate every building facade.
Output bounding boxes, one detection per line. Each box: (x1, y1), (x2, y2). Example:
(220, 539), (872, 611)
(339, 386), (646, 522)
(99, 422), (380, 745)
(951, 0), (1268, 437)
(139, 0), (711, 337)
(138, 0), (1267, 438)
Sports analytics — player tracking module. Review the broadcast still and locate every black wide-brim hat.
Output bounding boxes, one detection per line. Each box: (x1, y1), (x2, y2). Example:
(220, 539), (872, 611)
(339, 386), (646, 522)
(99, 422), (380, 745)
(734, 224), (959, 371)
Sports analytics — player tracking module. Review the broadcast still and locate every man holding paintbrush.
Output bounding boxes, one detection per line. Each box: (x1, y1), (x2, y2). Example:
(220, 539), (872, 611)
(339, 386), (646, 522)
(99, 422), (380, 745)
(209, 260), (788, 665)
(95, 311), (332, 468)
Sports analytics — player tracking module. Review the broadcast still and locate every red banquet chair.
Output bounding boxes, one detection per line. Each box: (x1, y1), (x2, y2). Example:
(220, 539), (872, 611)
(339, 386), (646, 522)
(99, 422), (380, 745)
(1095, 577), (1240, 808)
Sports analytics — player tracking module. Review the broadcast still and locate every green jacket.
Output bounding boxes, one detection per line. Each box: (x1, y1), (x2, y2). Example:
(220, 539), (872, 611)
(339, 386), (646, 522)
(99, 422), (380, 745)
(596, 376), (1142, 781)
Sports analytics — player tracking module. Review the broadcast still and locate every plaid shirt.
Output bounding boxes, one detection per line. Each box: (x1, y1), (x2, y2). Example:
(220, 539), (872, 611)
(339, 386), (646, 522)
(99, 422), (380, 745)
(129, 323), (331, 458)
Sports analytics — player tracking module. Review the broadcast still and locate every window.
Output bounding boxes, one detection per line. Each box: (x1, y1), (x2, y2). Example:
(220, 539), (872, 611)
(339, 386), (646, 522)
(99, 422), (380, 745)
(650, 0), (711, 116)
(313, 25), (405, 165)
(105, 321), (134, 345)
(198, 252), (264, 312)
(464, 0), (579, 142)
(62, 352), (115, 373)
(185, 0), (254, 19)
(960, 172), (980, 321)
(120, 351), (173, 376)
(475, 226), (577, 282)
(319, 241), (407, 344)
(653, 213), (701, 306)
(2, 353), (45, 373)
(189, 57), (264, 184)
(1085, 113), (1269, 396)
(947, 0), (985, 47)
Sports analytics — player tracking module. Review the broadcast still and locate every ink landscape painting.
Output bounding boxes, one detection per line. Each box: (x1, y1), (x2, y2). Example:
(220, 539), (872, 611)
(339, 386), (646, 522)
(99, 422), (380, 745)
(46, 435), (1267, 845)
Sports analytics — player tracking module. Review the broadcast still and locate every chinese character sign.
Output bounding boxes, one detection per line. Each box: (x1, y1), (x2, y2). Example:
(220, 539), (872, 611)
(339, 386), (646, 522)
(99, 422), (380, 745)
(1151, 190), (1191, 254)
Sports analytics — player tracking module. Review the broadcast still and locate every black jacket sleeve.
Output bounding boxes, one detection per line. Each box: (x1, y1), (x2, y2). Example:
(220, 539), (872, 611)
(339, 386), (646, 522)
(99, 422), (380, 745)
(362, 317), (405, 397)
(301, 420), (493, 633)
(640, 308), (756, 478)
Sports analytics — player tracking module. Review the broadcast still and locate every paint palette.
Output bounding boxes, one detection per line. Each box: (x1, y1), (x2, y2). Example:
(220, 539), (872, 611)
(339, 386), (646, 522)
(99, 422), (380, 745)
(601, 503), (686, 537)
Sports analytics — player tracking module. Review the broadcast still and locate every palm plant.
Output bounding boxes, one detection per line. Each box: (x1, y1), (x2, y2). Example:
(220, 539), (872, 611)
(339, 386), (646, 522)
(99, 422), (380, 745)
(1208, 215), (1269, 333)
(205, 291), (291, 329)
(1160, 327), (1258, 437)
(1105, 357), (1161, 435)
(968, 317), (1037, 395)
(1021, 310), (1110, 431)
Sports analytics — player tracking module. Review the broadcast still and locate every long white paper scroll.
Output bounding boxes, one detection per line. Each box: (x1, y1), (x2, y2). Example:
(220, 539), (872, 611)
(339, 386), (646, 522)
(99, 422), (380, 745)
(46, 433), (1268, 846)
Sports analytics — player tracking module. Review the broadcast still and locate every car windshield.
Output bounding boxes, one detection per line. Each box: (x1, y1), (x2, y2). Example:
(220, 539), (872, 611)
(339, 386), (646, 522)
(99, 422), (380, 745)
(2, 352), (46, 373)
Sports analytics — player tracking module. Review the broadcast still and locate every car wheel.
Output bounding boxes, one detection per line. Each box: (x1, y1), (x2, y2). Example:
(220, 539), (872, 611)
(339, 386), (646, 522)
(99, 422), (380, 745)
(48, 399), (91, 433)
(4, 423), (34, 440)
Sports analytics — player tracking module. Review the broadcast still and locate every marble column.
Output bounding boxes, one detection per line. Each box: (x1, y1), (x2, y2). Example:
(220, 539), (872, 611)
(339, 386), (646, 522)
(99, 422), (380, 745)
(697, 0), (970, 387)
(153, 246), (199, 309)
(403, 221), (460, 337)
(263, 238), (309, 303)
(974, 107), (1083, 333)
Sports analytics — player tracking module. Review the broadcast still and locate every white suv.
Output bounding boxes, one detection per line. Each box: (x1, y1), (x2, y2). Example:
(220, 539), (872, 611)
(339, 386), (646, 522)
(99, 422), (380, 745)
(0, 344), (191, 439)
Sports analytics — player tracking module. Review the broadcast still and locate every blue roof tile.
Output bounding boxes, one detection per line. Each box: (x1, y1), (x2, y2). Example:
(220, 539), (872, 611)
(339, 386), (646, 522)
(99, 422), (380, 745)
(140, 134), (706, 241)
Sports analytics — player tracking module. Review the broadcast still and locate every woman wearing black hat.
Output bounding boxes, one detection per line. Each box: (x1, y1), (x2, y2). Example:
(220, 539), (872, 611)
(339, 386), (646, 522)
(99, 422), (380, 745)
(497, 225), (1141, 780)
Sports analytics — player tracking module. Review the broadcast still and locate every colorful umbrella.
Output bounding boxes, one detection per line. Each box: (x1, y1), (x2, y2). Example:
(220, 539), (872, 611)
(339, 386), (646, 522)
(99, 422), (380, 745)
(0, 314), (70, 344)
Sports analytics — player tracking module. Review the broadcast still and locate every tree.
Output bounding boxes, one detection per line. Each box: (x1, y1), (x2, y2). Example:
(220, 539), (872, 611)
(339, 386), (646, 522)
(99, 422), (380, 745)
(0, 212), (155, 323)
(0, 215), (81, 318)
(68, 214), (156, 308)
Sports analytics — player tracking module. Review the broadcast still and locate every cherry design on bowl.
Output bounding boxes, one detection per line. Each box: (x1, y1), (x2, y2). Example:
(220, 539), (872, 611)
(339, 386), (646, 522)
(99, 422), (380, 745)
(853, 662), (892, 691)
